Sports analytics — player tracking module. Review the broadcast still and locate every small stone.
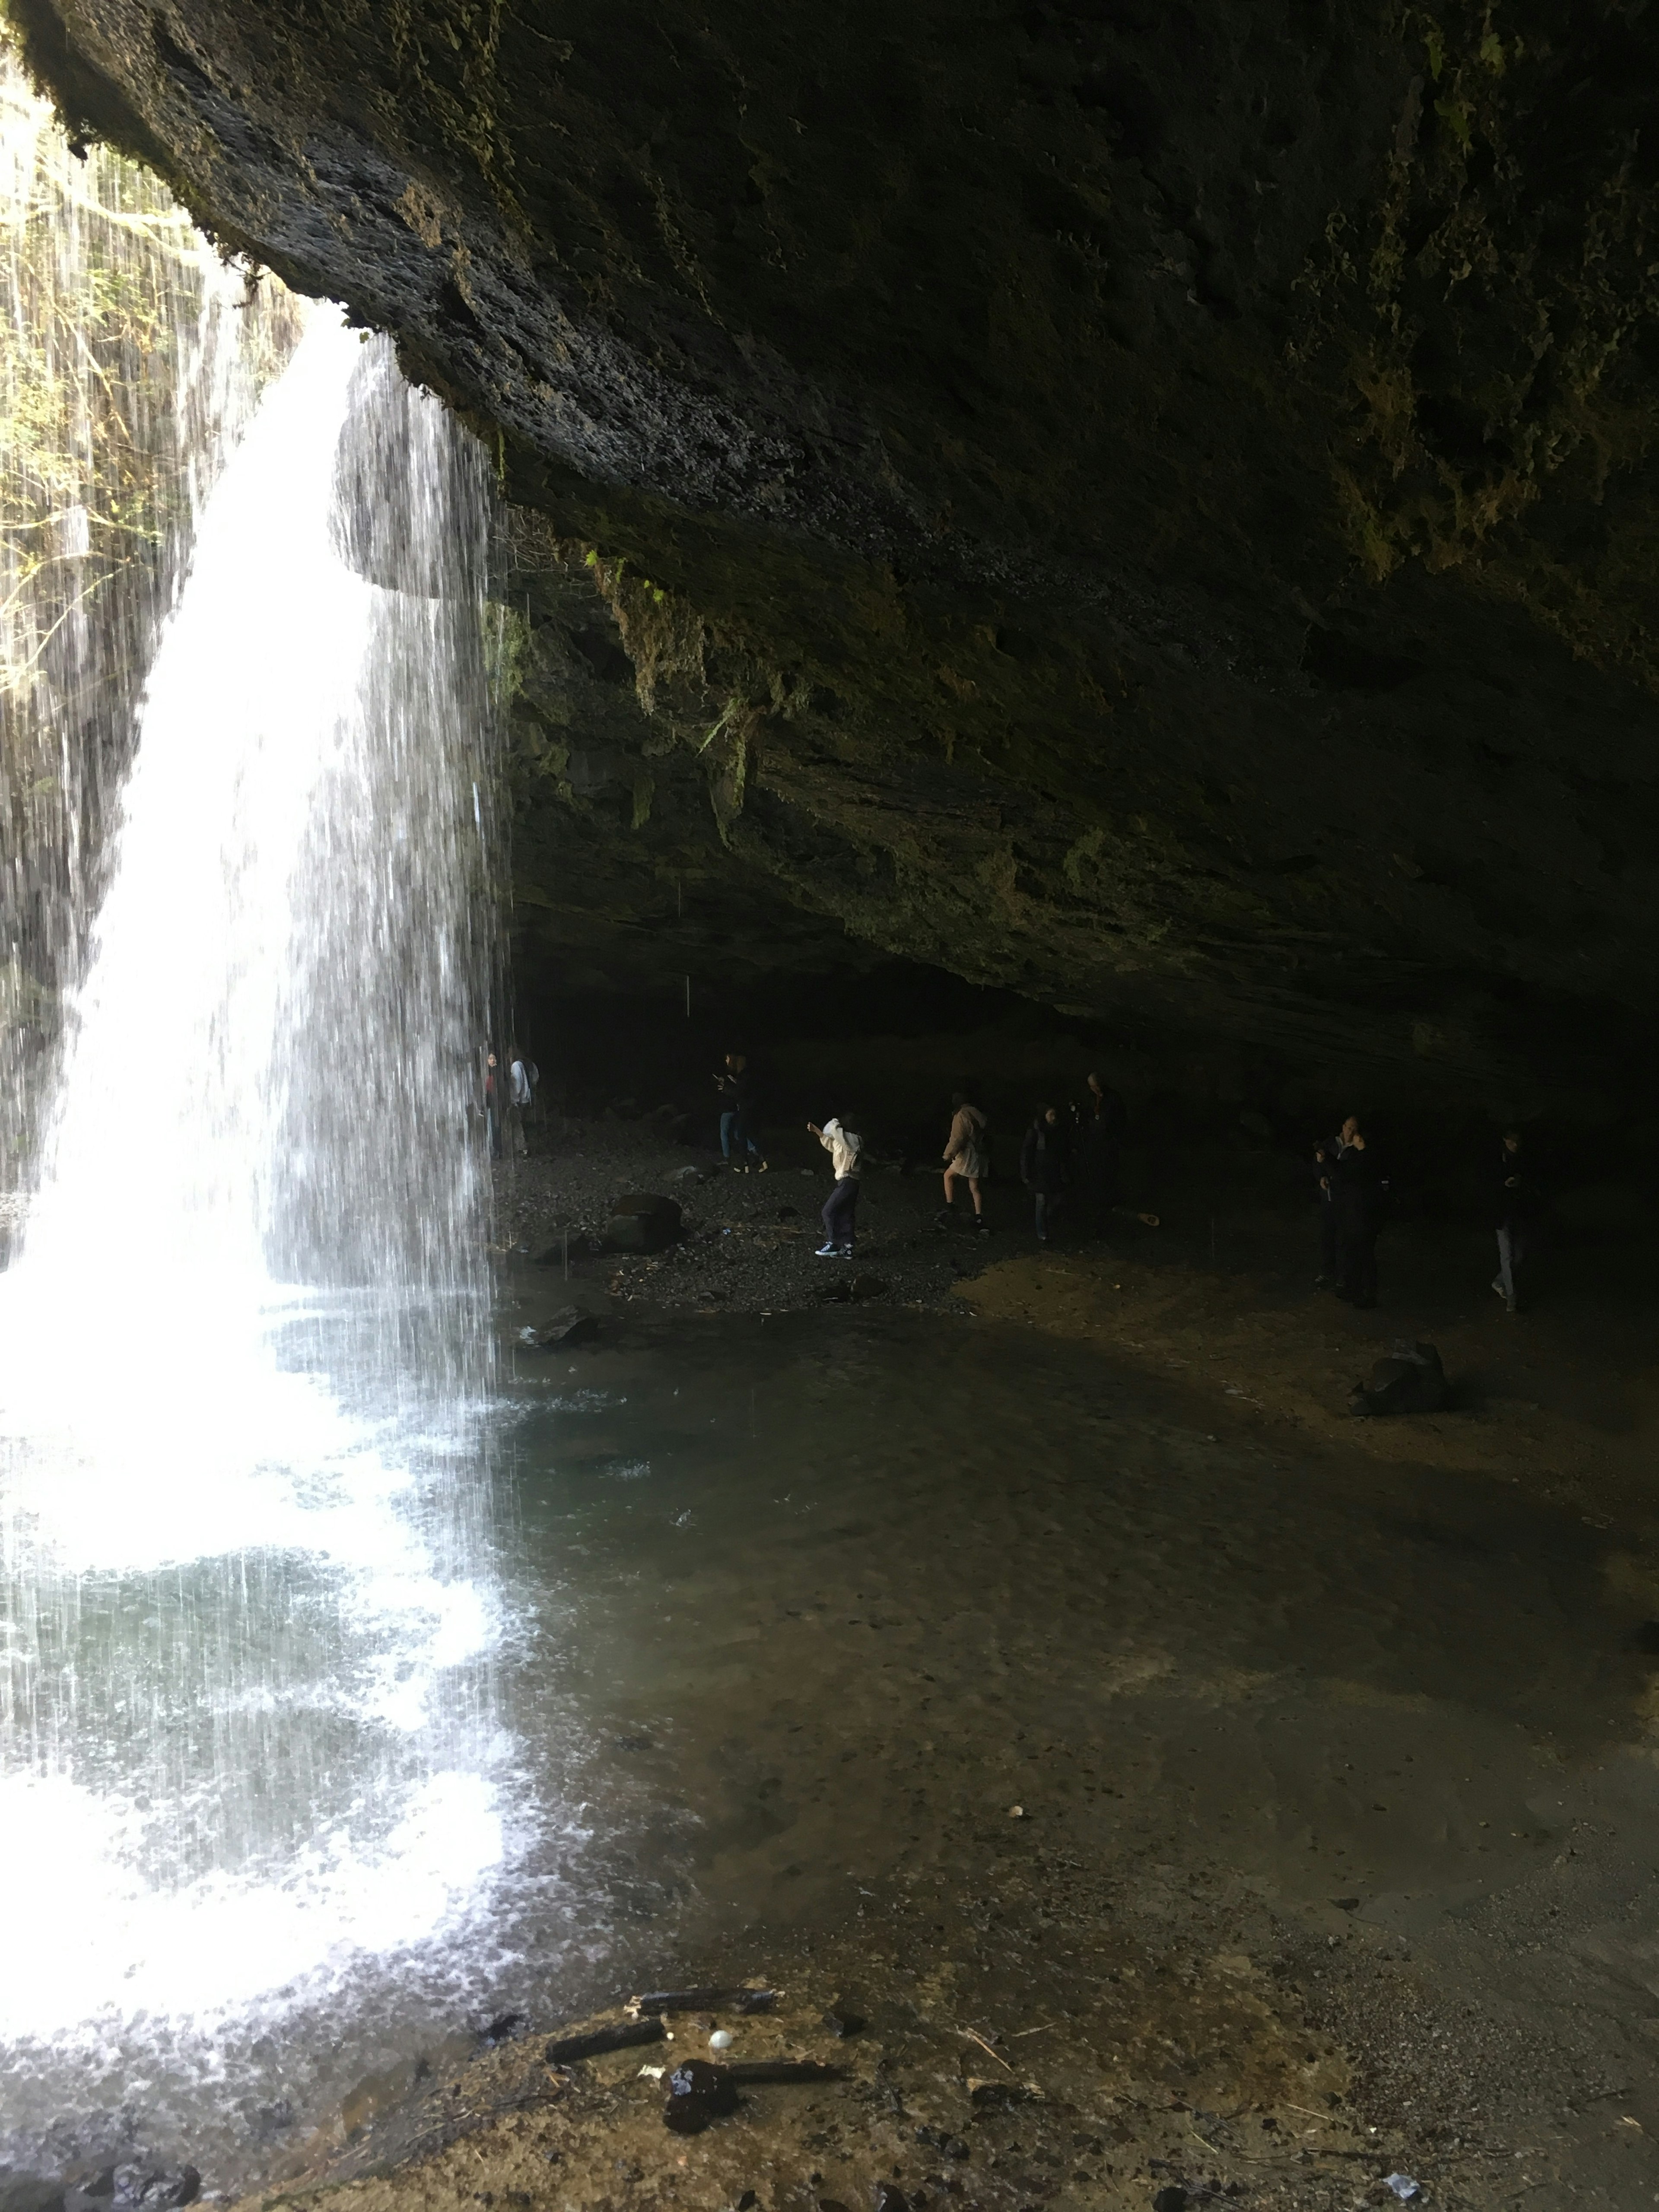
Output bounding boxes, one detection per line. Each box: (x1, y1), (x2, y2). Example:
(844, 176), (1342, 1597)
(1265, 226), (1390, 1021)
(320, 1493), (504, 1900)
(1007, 1803), (1025, 1818)
(709, 2030), (734, 2050)
(821, 1996), (865, 2038)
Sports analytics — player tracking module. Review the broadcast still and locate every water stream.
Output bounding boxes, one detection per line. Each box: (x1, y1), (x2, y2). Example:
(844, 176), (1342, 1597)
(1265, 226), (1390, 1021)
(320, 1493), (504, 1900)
(0, 69), (509, 2166)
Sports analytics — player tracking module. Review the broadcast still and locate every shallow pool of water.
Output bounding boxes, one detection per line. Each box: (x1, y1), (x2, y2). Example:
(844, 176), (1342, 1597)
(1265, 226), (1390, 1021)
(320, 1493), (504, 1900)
(0, 1301), (1646, 2192)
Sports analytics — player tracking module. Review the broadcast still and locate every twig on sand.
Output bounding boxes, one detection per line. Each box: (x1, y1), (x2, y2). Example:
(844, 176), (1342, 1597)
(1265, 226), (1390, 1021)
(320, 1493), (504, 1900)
(959, 2028), (1015, 2072)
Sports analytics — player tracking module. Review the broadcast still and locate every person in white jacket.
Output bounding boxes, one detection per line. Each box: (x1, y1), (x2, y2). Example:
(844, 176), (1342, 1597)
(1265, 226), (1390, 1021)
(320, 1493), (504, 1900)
(808, 1115), (862, 1257)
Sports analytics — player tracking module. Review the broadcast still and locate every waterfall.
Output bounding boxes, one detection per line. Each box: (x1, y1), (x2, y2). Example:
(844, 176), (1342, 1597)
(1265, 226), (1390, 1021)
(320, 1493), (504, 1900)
(0, 57), (507, 2100)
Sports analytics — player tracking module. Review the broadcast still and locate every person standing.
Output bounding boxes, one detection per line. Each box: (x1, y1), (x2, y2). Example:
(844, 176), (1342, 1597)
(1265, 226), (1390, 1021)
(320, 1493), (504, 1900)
(1313, 1115), (1359, 1287)
(1330, 1119), (1388, 1309)
(1020, 1103), (1071, 1243)
(483, 1047), (502, 1160)
(1492, 1128), (1532, 1314)
(715, 1051), (766, 1172)
(1076, 1071), (1128, 1236)
(809, 1115), (862, 1256)
(939, 1091), (990, 1234)
(505, 1043), (537, 1157)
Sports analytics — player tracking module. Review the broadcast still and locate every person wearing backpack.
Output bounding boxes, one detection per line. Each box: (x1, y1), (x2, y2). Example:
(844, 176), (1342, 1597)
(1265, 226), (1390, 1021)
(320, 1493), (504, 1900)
(809, 1115), (862, 1257)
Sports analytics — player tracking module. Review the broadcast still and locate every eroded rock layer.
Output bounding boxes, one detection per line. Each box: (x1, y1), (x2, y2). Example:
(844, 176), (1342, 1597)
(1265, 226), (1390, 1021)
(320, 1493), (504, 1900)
(17, 0), (1659, 1108)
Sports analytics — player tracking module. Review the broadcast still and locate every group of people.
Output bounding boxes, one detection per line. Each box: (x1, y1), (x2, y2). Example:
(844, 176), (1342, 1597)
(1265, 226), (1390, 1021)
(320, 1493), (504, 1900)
(1314, 1118), (1535, 1313)
(721, 1055), (1539, 1310)
(934, 1073), (1140, 1245)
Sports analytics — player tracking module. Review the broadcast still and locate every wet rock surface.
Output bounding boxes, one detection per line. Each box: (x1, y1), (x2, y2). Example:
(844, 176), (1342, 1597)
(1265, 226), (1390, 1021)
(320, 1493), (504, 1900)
(16, 0), (1659, 1105)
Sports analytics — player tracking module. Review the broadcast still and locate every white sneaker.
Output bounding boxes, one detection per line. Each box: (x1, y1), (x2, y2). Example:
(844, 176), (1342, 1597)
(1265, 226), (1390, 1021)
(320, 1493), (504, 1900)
(815, 1243), (839, 1258)
(1491, 1277), (1506, 1297)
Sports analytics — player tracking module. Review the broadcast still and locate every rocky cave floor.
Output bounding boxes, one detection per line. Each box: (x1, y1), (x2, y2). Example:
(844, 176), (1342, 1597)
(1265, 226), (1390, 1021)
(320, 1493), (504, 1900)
(488, 1112), (1020, 1318)
(226, 1114), (1659, 2212)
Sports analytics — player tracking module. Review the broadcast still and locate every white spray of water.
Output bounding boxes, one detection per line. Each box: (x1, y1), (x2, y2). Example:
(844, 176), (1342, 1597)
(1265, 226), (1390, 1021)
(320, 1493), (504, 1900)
(0, 309), (506, 2045)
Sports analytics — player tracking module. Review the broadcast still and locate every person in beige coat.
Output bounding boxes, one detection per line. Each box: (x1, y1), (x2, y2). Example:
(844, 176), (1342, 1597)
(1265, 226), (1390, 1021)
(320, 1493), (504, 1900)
(939, 1091), (990, 1236)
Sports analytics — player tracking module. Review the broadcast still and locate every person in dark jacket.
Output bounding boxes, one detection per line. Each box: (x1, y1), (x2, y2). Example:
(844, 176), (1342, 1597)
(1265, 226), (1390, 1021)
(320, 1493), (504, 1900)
(714, 1051), (766, 1172)
(1020, 1104), (1071, 1243)
(1491, 1128), (1532, 1314)
(1330, 1121), (1388, 1309)
(1076, 1071), (1128, 1236)
(1313, 1115), (1359, 1287)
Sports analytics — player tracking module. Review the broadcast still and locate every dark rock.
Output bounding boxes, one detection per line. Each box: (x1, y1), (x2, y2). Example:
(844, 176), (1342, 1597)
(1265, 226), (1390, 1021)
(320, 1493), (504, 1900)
(821, 1995), (866, 2037)
(1153, 2190), (1190, 2212)
(25, 1), (1659, 1118)
(543, 2018), (665, 2065)
(527, 1307), (599, 1348)
(661, 2102), (715, 2138)
(607, 1195), (682, 1253)
(969, 2078), (1036, 2107)
(110, 2170), (198, 2211)
(821, 1273), (890, 1304)
(662, 2058), (740, 2134)
(665, 2060), (737, 2107)
(1350, 1340), (1447, 1417)
(0, 2179), (67, 2212)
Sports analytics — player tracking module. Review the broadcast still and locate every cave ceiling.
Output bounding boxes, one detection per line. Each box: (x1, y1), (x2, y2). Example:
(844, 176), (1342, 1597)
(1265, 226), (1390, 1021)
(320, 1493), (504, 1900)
(17, 0), (1659, 1108)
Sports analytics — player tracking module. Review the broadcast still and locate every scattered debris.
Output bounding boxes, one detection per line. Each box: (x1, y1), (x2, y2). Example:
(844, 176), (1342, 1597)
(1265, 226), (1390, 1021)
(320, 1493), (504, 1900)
(725, 2061), (842, 2085)
(1383, 2178), (1422, 2202)
(627, 1986), (779, 2018)
(543, 2019), (665, 2065)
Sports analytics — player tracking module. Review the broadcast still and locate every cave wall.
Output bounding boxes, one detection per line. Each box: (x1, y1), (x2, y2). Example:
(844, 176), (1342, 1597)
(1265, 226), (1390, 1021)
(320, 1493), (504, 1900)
(16, 0), (1659, 1114)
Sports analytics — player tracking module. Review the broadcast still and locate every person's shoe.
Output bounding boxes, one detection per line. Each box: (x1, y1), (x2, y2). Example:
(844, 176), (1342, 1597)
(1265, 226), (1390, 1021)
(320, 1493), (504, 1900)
(756, 1159), (769, 1173)
(839, 1245), (855, 1259)
(814, 1242), (840, 1258)
(1506, 1298), (1520, 1315)
(1491, 1276), (1506, 1297)
(976, 1220), (990, 1236)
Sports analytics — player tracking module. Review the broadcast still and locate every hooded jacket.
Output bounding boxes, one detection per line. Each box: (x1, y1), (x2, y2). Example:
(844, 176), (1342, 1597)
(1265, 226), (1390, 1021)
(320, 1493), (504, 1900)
(820, 1117), (862, 1180)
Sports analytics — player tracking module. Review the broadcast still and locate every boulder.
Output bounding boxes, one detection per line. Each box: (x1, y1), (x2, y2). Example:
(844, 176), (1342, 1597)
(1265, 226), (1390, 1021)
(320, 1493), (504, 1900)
(1351, 1340), (1446, 1417)
(607, 1194), (682, 1252)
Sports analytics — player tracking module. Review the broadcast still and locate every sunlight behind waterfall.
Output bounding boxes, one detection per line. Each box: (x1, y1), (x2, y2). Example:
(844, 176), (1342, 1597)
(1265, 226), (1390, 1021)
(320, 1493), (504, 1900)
(0, 283), (507, 2047)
